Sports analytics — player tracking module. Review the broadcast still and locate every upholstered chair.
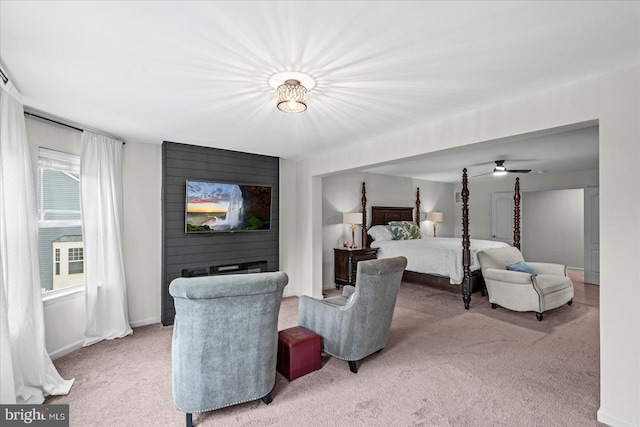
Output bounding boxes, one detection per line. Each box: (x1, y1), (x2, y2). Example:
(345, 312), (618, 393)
(298, 256), (407, 373)
(477, 246), (574, 321)
(169, 271), (288, 427)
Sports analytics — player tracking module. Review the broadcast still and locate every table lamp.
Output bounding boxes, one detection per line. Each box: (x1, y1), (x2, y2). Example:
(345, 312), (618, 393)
(426, 211), (443, 237)
(343, 212), (363, 248)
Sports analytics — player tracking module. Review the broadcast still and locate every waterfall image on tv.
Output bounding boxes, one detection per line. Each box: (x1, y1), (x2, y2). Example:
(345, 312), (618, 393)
(185, 180), (272, 233)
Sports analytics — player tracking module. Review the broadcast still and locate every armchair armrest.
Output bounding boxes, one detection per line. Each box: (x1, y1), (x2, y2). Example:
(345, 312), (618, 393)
(483, 268), (533, 284)
(298, 295), (354, 345)
(342, 285), (355, 299)
(526, 262), (566, 276)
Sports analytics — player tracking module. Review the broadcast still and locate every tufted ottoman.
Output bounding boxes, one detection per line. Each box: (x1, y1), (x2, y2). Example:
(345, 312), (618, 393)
(277, 326), (322, 381)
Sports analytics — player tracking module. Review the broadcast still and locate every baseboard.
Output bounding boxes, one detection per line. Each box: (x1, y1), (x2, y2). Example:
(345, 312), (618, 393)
(597, 409), (638, 427)
(130, 317), (161, 328)
(49, 340), (84, 361)
(49, 318), (162, 360)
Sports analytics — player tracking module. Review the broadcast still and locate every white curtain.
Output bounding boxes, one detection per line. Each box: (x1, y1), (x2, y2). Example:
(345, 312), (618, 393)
(81, 130), (132, 346)
(0, 81), (74, 403)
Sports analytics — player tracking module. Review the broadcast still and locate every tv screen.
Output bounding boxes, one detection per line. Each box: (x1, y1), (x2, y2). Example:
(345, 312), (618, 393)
(185, 180), (272, 233)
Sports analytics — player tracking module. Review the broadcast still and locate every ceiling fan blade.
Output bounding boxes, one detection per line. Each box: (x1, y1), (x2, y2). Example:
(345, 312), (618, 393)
(506, 169), (531, 173)
(471, 171), (494, 178)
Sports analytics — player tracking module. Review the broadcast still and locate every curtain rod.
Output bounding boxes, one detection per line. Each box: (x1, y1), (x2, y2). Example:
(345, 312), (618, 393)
(25, 111), (83, 132)
(24, 109), (125, 144)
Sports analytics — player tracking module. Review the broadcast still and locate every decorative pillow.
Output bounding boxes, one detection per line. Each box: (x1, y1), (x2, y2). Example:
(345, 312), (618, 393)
(507, 261), (538, 276)
(367, 225), (394, 242)
(389, 221), (421, 240)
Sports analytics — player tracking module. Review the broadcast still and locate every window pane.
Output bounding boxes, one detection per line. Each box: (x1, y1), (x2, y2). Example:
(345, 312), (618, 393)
(37, 169), (81, 222)
(39, 228), (84, 293)
(37, 149), (83, 294)
(68, 261), (84, 275)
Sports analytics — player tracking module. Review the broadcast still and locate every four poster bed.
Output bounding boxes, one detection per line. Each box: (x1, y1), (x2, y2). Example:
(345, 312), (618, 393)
(361, 169), (522, 309)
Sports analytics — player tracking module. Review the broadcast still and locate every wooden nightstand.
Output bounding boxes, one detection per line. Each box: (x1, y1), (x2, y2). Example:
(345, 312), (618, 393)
(333, 247), (378, 289)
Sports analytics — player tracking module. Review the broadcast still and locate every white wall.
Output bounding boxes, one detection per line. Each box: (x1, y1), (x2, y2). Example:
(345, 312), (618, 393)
(452, 169), (598, 240)
(121, 141), (162, 325)
(321, 171), (454, 289)
(292, 66), (639, 425)
(522, 188), (584, 268)
(279, 158), (299, 298)
(26, 116), (163, 357)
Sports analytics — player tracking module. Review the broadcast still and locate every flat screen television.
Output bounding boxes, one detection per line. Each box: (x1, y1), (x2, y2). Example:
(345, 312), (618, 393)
(185, 180), (272, 233)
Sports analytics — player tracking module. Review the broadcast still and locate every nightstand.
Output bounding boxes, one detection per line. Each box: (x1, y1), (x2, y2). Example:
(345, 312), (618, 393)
(333, 247), (378, 289)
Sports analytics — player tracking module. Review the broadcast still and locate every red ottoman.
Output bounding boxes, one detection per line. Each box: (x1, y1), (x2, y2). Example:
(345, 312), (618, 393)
(277, 326), (322, 381)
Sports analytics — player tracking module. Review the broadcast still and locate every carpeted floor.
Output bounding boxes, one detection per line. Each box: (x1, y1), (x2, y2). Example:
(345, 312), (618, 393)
(46, 271), (601, 426)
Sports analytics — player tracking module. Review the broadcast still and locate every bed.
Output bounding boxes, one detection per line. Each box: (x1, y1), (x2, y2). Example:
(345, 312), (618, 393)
(370, 237), (509, 285)
(361, 170), (522, 309)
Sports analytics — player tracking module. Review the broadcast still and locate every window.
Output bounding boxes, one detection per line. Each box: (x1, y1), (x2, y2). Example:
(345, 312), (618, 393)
(55, 248), (60, 276)
(37, 148), (84, 294)
(68, 247), (84, 274)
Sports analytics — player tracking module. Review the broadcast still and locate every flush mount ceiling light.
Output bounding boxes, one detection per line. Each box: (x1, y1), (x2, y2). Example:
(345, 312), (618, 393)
(269, 72), (316, 114)
(277, 79), (308, 113)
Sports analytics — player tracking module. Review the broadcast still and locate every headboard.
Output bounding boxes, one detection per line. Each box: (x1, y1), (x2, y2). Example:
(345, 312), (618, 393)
(370, 206), (414, 226)
(366, 206), (414, 247)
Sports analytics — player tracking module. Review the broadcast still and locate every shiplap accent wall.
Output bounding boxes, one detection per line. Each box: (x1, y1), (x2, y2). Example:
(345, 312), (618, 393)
(161, 141), (279, 325)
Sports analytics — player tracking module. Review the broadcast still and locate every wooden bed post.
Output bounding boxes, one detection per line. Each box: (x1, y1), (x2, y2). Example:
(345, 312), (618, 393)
(461, 168), (472, 310)
(415, 187), (421, 225)
(513, 177), (521, 250)
(361, 182), (367, 248)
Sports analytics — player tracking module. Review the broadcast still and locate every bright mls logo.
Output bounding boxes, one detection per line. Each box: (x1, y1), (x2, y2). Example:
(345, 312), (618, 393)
(1, 405), (69, 426)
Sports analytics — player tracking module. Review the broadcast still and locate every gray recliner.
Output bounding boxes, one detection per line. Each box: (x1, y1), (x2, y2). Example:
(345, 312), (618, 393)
(298, 256), (407, 373)
(477, 246), (574, 321)
(169, 271), (288, 427)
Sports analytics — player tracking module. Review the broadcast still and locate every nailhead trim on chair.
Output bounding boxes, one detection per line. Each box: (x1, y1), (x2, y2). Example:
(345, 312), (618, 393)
(176, 385), (274, 413)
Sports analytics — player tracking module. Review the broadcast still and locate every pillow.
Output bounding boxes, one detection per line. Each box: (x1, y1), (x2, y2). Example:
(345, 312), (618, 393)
(367, 225), (394, 242)
(507, 261), (538, 276)
(389, 221), (421, 240)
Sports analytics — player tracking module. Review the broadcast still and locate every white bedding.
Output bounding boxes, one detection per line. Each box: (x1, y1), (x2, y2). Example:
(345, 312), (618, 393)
(370, 237), (509, 284)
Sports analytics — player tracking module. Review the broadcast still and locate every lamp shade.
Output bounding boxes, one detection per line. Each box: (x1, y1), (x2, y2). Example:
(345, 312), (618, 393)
(343, 212), (363, 225)
(426, 211), (443, 222)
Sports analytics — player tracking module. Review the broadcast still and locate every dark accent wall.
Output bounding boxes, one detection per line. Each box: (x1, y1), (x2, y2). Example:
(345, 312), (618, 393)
(161, 141), (279, 325)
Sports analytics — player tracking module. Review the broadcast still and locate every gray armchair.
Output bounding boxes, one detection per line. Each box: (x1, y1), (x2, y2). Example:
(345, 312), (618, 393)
(169, 271), (288, 427)
(477, 246), (574, 321)
(298, 256), (407, 373)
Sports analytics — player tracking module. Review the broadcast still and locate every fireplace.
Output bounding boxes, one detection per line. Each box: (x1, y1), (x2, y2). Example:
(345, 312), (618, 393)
(181, 260), (268, 278)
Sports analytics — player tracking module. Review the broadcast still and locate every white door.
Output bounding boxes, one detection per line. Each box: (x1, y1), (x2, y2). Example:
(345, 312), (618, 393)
(584, 187), (600, 285)
(492, 192), (515, 245)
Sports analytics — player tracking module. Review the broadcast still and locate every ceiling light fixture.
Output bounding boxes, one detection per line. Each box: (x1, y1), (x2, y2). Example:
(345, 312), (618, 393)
(269, 72), (315, 114)
(276, 79), (308, 113)
(493, 164), (507, 176)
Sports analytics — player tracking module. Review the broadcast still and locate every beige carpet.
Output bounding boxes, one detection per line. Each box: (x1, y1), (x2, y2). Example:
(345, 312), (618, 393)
(46, 271), (601, 426)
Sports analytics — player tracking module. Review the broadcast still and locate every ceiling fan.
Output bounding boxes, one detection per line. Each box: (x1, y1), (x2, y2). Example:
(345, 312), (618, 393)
(473, 160), (532, 177)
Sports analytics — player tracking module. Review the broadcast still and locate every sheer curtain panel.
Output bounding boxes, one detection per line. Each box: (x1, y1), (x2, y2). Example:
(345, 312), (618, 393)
(0, 81), (74, 403)
(80, 130), (132, 346)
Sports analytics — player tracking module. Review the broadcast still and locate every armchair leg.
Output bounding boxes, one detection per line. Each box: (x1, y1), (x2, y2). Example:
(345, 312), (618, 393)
(568, 299), (573, 306)
(348, 361), (358, 374)
(536, 312), (543, 321)
(261, 393), (273, 405)
(491, 303), (498, 309)
(186, 413), (193, 427)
